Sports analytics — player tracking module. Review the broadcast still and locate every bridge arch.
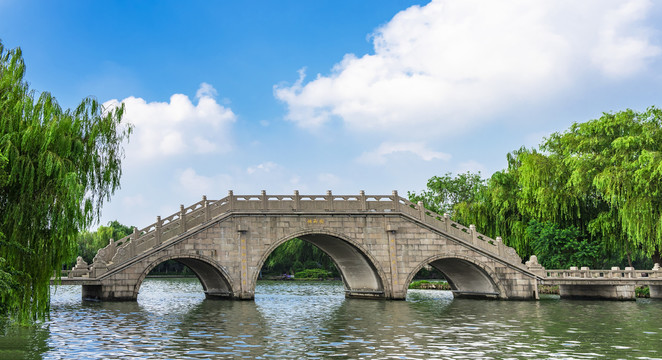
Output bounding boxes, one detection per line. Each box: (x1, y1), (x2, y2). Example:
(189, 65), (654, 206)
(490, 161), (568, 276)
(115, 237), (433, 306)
(255, 229), (389, 298)
(135, 254), (235, 299)
(405, 253), (507, 299)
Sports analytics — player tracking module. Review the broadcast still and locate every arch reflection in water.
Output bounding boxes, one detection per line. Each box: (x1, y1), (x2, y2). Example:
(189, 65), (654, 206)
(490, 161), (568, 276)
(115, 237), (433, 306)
(254, 280), (346, 358)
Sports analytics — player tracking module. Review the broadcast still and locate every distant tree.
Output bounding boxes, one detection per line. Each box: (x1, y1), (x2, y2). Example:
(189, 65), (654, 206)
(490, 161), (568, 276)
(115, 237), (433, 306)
(76, 221), (133, 264)
(413, 107), (662, 268)
(519, 107), (662, 265)
(263, 238), (338, 276)
(0, 41), (131, 323)
(408, 171), (486, 216)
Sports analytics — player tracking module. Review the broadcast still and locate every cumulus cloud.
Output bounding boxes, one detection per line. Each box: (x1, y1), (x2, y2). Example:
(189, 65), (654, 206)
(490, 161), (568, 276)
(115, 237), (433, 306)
(104, 83), (236, 163)
(247, 161), (278, 175)
(358, 142), (451, 165)
(274, 0), (660, 136)
(178, 168), (233, 197)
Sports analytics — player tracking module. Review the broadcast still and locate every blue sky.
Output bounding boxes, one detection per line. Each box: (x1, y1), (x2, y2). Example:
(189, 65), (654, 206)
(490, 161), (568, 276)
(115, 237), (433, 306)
(2, 0), (662, 228)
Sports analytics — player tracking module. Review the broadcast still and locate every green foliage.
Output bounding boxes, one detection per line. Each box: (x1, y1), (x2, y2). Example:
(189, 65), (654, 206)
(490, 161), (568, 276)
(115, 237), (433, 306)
(263, 238), (338, 276)
(414, 107), (662, 267)
(521, 107), (662, 263)
(76, 221), (133, 264)
(294, 268), (332, 280)
(526, 220), (603, 269)
(408, 171), (486, 215)
(0, 41), (132, 323)
(148, 260), (195, 276)
(636, 286), (650, 298)
(408, 280), (451, 290)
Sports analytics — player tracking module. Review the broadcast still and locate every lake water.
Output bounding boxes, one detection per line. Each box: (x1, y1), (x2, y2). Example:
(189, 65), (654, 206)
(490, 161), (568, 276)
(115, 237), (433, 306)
(1, 278), (661, 359)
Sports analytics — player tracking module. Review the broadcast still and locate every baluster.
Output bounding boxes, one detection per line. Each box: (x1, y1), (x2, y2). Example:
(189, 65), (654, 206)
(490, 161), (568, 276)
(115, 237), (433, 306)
(261, 190), (268, 210)
(294, 190), (300, 211)
(418, 201), (425, 220)
(180, 204), (187, 233)
(155, 216), (162, 245)
(203, 195), (209, 222)
(326, 190), (333, 211)
(392, 190), (399, 212)
(443, 213), (450, 232)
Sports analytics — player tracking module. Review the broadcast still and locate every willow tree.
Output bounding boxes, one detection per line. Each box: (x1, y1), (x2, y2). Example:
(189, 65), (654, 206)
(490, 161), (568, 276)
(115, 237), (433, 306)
(455, 150), (532, 256)
(0, 41), (131, 323)
(413, 108), (662, 267)
(532, 107), (662, 264)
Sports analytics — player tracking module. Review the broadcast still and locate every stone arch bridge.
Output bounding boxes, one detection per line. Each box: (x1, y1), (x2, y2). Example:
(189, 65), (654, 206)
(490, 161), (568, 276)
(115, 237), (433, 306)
(61, 191), (542, 301)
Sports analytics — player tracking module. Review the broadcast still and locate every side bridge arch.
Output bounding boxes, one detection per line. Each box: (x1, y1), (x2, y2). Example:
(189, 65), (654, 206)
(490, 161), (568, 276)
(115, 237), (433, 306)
(405, 253), (507, 299)
(135, 254), (235, 299)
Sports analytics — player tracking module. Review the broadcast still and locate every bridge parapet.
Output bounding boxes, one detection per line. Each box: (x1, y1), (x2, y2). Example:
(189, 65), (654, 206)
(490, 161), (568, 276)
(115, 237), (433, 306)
(70, 190), (523, 279)
(544, 264), (661, 280)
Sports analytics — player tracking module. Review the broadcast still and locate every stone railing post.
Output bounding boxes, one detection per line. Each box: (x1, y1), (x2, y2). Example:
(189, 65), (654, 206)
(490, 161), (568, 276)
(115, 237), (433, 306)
(610, 266), (620, 278)
(392, 190), (399, 212)
(625, 266), (635, 278)
(261, 190), (268, 210)
(470, 224), (477, 244)
(580, 266), (590, 278)
(443, 213), (450, 232)
(326, 190), (334, 211)
(130, 227), (138, 257)
(360, 190), (367, 211)
(155, 216), (162, 245)
(180, 205), (187, 234)
(203, 195), (209, 222)
(228, 190), (235, 210)
(294, 190), (300, 211)
(496, 236), (504, 256)
(418, 201), (425, 220)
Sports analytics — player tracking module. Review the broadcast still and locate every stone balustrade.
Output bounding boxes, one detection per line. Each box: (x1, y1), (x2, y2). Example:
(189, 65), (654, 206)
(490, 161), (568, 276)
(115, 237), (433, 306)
(544, 264), (661, 279)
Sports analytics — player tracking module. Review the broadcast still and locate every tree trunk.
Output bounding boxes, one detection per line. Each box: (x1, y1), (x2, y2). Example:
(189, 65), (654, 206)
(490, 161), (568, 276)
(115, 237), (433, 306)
(653, 248), (661, 267)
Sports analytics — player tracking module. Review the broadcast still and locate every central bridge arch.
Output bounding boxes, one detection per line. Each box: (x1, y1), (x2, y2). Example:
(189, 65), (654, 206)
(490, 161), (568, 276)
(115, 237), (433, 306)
(255, 229), (388, 298)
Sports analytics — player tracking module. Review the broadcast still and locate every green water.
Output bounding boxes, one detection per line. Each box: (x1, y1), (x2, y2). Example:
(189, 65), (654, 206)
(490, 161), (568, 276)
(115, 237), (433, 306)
(1, 278), (661, 359)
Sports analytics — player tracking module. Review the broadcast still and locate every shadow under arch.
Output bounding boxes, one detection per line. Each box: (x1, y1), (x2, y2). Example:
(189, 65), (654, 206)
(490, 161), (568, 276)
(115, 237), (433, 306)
(255, 229), (389, 298)
(135, 254), (235, 299)
(406, 253), (506, 299)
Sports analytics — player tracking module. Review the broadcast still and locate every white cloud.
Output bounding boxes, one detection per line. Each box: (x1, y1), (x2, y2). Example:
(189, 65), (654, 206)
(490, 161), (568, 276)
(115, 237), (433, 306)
(178, 168), (233, 197)
(196, 82), (218, 99)
(104, 83), (236, 163)
(274, 0), (660, 136)
(317, 173), (341, 188)
(247, 161), (278, 175)
(122, 194), (146, 207)
(358, 142), (451, 165)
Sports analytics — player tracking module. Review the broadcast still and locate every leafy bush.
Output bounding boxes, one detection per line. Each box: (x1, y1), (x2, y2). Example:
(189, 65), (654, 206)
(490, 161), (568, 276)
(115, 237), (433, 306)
(527, 220), (603, 269)
(408, 280), (451, 290)
(636, 286), (650, 298)
(294, 268), (332, 280)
